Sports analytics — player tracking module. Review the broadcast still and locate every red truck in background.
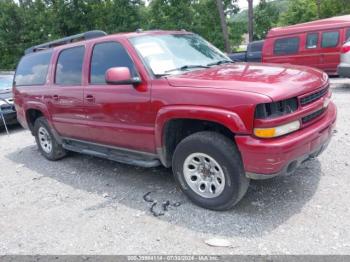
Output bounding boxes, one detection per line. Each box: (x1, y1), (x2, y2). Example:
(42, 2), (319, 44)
(13, 30), (336, 210)
(263, 15), (350, 75)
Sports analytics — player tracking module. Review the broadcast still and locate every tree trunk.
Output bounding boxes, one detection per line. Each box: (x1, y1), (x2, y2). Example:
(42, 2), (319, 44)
(316, 0), (321, 18)
(216, 0), (231, 53)
(247, 0), (254, 42)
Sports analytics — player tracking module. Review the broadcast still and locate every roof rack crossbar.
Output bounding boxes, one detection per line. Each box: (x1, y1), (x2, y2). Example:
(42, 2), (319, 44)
(25, 30), (107, 55)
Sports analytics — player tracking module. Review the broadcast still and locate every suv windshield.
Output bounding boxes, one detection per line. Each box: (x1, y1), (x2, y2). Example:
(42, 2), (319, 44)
(0, 74), (14, 91)
(130, 34), (231, 76)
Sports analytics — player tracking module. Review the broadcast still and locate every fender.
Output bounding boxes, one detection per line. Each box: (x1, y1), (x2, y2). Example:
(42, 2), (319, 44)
(24, 101), (62, 144)
(23, 101), (62, 142)
(155, 105), (249, 166)
(24, 100), (51, 126)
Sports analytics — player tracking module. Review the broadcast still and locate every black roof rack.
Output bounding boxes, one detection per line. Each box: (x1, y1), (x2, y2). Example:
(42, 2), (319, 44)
(25, 30), (107, 55)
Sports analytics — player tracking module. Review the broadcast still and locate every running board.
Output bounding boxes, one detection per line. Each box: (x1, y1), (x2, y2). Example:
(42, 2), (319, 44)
(62, 139), (161, 168)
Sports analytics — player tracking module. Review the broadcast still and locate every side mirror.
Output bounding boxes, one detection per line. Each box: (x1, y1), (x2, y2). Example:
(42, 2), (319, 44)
(105, 67), (141, 85)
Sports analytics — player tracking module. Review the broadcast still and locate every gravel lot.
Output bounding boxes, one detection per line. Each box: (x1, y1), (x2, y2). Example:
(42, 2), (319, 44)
(0, 79), (350, 255)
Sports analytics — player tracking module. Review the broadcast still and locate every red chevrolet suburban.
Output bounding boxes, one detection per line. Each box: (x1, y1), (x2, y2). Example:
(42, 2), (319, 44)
(13, 30), (337, 210)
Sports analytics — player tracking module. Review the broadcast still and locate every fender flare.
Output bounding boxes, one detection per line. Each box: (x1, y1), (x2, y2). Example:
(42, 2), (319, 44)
(155, 105), (249, 166)
(23, 102), (61, 139)
(24, 101), (51, 123)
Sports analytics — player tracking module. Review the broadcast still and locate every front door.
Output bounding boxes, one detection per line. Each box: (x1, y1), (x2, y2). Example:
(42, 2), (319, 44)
(83, 41), (154, 153)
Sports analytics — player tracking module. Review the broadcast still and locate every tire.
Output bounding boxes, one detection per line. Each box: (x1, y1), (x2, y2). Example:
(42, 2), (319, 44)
(34, 117), (67, 161)
(172, 131), (250, 211)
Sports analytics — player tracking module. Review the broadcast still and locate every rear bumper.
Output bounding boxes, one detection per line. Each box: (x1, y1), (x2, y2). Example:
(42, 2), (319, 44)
(337, 63), (350, 78)
(236, 102), (337, 179)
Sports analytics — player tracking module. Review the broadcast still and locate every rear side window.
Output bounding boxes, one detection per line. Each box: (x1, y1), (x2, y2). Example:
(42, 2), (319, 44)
(346, 28), (350, 41)
(90, 42), (137, 84)
(321, 31), (339, 48)
(274, 37), (299, 55)
(306, 33), (318, 49)
(55, 46), (85, 85)
(15, 51), (52, 86)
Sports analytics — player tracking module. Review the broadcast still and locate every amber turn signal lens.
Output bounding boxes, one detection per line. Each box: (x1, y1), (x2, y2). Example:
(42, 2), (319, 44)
(254, 120), (301, 138)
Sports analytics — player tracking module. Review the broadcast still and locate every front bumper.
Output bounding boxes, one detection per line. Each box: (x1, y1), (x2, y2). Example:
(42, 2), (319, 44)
(337, 63), (350, 78)
(236, 102), (337, 179)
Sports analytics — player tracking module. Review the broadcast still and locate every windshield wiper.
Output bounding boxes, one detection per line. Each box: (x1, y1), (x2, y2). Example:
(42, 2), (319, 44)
(164, 65), (210, 74)
(207, 60), (234, 67)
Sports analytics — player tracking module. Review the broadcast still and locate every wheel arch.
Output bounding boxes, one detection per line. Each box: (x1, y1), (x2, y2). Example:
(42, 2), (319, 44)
(24, 102), (51, 134)
(155, 106), (249, 167)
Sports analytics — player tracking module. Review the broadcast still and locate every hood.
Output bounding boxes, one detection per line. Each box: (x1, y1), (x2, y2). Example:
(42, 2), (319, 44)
(166, 63), (328, 101)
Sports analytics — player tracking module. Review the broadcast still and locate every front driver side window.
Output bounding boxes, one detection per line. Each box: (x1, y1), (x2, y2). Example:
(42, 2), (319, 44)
(90, 42), (138, 84)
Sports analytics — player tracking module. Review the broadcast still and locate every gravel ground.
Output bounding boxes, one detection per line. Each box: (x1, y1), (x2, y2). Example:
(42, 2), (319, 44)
(0, 79), (349, 255)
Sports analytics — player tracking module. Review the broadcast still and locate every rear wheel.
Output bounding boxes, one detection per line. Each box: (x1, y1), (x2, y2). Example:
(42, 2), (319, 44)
(34, 117), (66, 161)
(172, 131), (249, 210)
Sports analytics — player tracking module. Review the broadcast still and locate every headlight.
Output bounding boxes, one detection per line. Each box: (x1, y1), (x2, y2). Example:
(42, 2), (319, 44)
(255, 98), (298, 119)
(254, 120), (301, 138)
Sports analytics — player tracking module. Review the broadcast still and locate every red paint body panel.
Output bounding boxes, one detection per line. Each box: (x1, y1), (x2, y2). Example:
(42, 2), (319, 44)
(166, 63), (328, 101)
(236, 102), (336, 174)
(13, 30), (337, 177)
(263, 15), (350, 75)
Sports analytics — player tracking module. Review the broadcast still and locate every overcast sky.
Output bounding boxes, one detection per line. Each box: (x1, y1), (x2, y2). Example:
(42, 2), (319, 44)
(237, 0), (262, 10)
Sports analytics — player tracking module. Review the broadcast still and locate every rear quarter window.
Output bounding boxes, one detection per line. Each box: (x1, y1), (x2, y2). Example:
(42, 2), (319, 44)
(15, 51), (52, 86)
(274, 37), (300, 55)
(321, 31), (339, 48)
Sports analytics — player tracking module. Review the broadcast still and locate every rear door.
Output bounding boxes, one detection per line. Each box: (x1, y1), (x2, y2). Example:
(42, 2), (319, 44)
(47, 46), (88, 140)
(319, 30), (341, 74)
(83, 40), (154, 152)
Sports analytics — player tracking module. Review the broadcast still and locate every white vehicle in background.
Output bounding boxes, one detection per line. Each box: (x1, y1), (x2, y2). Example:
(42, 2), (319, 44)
(338, 39), (350, 77)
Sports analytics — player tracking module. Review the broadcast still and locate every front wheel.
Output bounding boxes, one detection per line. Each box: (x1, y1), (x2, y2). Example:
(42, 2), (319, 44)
(172, 131), (249, 211)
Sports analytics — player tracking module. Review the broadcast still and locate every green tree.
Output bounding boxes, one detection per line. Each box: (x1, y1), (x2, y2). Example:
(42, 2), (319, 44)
(193, 0), (240, 50)
(146, 0), (240, 51)
(254, 0), (279, 40)
(0, 0), (25, 69)
(147, 0), (196, 31)
(0, 0), (147, 69)
(318, 0), (350, 19)
(280, 0), (318, 25)
(87, 0), (145, 33)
